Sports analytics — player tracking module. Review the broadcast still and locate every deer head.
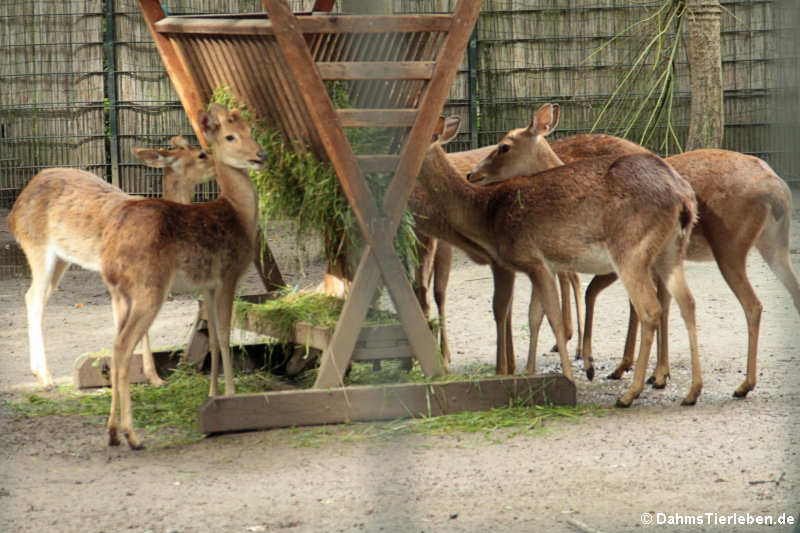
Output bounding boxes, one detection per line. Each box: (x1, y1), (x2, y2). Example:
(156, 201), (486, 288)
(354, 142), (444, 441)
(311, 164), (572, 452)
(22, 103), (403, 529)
(132, 135), (215, 187)
(466, 103), (562, 185)
(199, 103), (266, 171)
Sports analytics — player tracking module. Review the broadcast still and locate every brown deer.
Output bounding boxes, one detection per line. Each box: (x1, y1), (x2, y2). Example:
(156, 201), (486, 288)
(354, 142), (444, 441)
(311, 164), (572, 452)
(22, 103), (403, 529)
(422, 115), (701, 408)
(412, 143), (585, 374)
(468, 104), (800, 399)
(8, 136), (214, 390)
(96, 103), (265, 448)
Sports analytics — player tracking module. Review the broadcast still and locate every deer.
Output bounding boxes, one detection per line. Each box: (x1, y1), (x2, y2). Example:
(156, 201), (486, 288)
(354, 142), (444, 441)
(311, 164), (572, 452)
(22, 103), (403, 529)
(467, 103), (800, 399)
(94, 103), (266, 449)
(411, 143), (585, 374)
(421, 114), (701, 408)
(7, 135), (215, 390)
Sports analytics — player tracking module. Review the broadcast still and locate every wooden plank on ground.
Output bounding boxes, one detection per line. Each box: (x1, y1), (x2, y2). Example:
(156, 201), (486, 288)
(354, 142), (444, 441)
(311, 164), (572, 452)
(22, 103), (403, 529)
(198, 374), (576, 434)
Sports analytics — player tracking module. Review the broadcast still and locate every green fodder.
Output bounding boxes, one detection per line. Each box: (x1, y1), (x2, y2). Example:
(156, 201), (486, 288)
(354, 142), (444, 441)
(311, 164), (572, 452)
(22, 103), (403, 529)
(210, 87), (419, 279)
(233, 288), (401, 343)
(4, 365), (288, 447)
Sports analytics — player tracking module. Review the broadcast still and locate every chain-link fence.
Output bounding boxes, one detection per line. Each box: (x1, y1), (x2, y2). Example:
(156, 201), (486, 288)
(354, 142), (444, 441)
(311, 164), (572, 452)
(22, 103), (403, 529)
(1, 0), (798, 208)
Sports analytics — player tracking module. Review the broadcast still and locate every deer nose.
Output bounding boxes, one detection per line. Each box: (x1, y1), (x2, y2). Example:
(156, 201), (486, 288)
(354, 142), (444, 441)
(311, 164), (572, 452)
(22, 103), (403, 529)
(465, 171), (473, 180)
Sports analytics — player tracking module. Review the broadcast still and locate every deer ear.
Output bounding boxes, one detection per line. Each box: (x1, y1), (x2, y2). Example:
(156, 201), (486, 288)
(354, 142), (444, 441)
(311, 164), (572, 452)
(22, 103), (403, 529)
(527, 103), (559, 137)
(199, 109), (220, 143)
(170, 135), (190, 149)
(434, 116), (461, 145)
(132, 147), (175, 168)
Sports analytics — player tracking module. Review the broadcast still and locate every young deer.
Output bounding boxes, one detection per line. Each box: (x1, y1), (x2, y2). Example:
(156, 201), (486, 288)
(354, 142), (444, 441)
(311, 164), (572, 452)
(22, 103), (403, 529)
(422, 115), (701, 408)
(470, 105), (800, 398)
(412, 144), (585, 374)
(94, 103), (266, 448)
(134, 135), (215, 204)
(7, 136), (214, 389)
(410, 144), (498, 369)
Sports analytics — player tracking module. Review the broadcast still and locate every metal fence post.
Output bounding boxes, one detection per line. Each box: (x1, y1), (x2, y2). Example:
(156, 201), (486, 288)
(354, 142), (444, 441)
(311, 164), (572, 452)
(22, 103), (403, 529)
(468, 26), (478, 150)
(105, 0), (120, 187)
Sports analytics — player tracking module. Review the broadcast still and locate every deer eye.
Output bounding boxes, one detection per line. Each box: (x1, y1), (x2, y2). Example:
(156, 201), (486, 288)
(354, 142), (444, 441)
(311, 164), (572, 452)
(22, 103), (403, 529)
(225, 135), (235, 141)
(499, 144), (510, 154)
(198, 153), (207, 159)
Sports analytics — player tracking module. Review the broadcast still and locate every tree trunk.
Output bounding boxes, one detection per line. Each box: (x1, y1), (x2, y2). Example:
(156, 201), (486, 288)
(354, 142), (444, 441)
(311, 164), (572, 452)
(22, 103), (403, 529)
(685, 0), (724, 150)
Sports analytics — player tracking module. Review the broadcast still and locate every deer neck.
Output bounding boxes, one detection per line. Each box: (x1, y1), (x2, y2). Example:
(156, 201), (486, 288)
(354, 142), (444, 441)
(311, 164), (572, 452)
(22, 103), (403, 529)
(161, 168), (193, 204)
(419, 146), (493, 244)
(214, 161), (259, 246)
(528, 140), (565, 174)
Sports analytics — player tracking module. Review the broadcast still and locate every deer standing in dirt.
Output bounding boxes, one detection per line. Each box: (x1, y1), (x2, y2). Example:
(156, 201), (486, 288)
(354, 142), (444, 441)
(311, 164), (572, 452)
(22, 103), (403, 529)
(412, 143), (585, 374)
(93, 103), (265, 448)
(8, 136), (214, 390)
(422, 115), (701, 407)
(468, 104), (800, 399)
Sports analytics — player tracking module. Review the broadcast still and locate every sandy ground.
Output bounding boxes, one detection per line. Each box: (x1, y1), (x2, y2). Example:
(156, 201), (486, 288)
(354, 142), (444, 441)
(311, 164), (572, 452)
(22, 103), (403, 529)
(1, 195), (799, 533)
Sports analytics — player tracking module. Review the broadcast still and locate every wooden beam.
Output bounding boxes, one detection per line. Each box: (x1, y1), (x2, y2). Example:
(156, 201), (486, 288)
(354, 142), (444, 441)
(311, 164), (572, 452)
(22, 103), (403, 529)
(381, 0), (484, 225)
(198, 374), (577, 434)
(355, 155), (399, 173)
(138, 0), (209, 148)
(318, 61), (435, 80)
(154, 15), (453, 36)
(336, 109), (417, 128)
(314, 0), (484, 387)
(312, 0), (336, 11)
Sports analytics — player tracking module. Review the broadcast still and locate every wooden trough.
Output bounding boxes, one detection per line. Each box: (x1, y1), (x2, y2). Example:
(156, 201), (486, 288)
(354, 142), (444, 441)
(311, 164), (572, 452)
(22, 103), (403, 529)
(139, 0), (576, 434)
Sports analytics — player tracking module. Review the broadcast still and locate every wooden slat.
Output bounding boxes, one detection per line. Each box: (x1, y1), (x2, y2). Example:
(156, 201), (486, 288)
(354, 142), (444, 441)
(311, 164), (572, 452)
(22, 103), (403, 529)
(138, 0), (209, 148)
(318, 61), (434, 80)
(198, 374), (577, 434)
(337, 109), (417, 128)
(356, 155), (399, 173)
(155, 15), (453, 36)
(313, 0), (484, 388)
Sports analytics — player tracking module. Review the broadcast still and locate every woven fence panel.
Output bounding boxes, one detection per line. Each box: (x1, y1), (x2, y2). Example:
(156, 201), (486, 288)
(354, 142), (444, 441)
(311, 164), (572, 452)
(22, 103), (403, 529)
(0, 0), (105, 205)
(1, 0), (798, 209)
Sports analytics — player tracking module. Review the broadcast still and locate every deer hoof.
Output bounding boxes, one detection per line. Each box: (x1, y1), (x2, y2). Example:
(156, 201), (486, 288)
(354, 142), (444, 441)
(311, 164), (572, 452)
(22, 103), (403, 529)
(585, 365), (595, 381)
(615, 397), (632, 408)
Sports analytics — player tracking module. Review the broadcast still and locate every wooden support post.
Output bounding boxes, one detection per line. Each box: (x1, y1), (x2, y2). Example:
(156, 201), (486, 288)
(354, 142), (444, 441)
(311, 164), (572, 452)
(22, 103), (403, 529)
(138, 0), (209, 147)
(263, 0), (481, 387)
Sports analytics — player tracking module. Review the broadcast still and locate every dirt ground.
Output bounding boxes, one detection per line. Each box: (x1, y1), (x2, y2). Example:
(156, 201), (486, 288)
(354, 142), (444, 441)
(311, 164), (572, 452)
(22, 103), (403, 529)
(1, 192), (799, 533)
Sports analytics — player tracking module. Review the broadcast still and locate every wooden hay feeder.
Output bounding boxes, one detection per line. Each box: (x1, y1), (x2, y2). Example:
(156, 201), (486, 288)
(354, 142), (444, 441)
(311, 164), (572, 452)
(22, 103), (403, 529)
(139, 0), (576, 433)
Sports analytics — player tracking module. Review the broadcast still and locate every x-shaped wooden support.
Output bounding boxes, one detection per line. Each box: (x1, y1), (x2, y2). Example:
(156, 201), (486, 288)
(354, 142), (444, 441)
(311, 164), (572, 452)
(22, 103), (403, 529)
(263, 0), (482, 388)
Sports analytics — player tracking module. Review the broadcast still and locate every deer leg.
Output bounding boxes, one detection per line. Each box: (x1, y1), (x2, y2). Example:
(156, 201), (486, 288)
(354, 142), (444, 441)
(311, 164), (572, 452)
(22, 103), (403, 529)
(206, 289), (223, 397)
(663, 265), (702, 405)
(433, 241), (453, 368)
(568, 272), (584, 359)
(712, 250), (762, 398)
(557, 272), (574, 343)
(615, 273), (661, 408)
(648, 279), (671, 389)
(525, 289), (544, 374)
(530, 265), (575, 382)
(213, 280), (237, 396)
(108, 289), (159, 450)
(757, 208), (800, 315)
(414, 235), (436, 319)
(491, 264), (516, 375)
(606, 302), (639, 380)
(139, 333), (165, 387)
(582, 273), (617, 373)
(23, 247), (67, 388)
